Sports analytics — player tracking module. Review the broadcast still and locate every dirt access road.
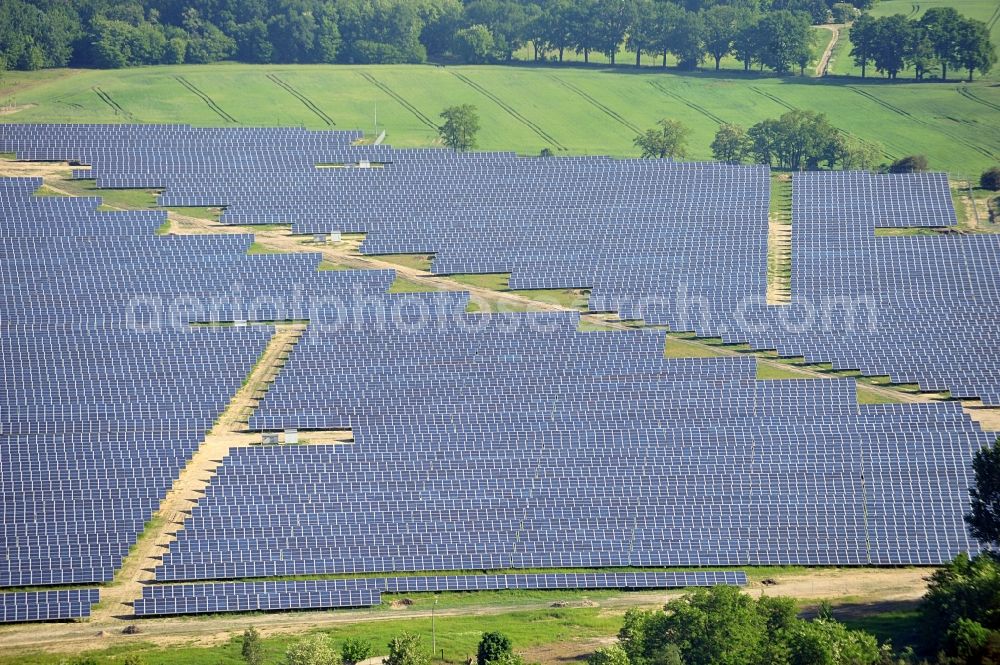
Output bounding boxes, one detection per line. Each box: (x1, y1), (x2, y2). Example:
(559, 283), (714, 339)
(815, 24), (844, 77)
(0, 568), (932, 657)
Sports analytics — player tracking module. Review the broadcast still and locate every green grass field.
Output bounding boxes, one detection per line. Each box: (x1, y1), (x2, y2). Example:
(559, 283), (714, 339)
(0, 605), (624, 665)
(2, 61), (998, 174)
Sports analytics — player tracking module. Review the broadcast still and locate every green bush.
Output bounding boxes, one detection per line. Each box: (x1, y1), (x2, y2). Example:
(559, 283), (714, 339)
(980, 166), (1000, 191)
(888, 155), (929, 174)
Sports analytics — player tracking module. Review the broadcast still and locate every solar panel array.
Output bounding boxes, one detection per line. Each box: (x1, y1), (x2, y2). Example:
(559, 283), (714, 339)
(0, 174), (387, 620)
(133, 571), (745, 616)
(150, 314), (989, 580)
(1, 124), (996, 621)
(3, 124), (994, 404)
(790, 171), (957, 228)
(0, 589), (100, 623)
(738, 172), (1000, 405)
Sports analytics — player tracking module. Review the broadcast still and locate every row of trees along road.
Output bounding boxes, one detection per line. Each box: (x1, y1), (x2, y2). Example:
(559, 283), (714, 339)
(850, 7), (996, 81)
(0, 0), (827, 74)
(462, 2), (819, 74)
(0, 0), (991, 79)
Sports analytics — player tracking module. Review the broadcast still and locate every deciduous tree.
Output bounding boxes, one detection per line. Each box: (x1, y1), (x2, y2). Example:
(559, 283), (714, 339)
(755, 10), (812, 75)
(242, 627), (264, 665)
(848, 13), (876, 78)
(386, 632), (430, 665)
(836, 135), (883, 171)
(920, 6), (963, 80)
(732, 10), (762, 72)
(980, 167), (1000, 191)
(634, 119), (690, 159)
(454, 24), (495, 62)
(477, 632), (513, 665)
(888, 154), (929, 173)
(587, 644), (631, 665)
(538, 0), (575, 62)
(286, 634), (340, 665)
(701, 4), (739, 71)
(625, 0), (655, 67)
(967, 437), (1000, 546)
(871, 14), (912, 79)
(342, 637), (375, 665)
(594, 0), (630, 65)
(920, 552), (1000, 655)
(956, 18), (997, 81)
(438, 104), (480, 151)
(711, 123), (750, 163)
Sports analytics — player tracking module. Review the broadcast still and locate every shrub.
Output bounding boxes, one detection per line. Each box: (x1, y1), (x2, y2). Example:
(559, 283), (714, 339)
(888, 155), (929, 173)
(831, 3), (861, 22)
(342, 637), (375, 665)
(477, 632), (512, 665)
(980, 166), (1000, 190)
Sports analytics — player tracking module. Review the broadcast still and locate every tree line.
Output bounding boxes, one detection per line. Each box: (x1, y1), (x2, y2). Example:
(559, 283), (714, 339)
(1, 1), (993, 79)
(0, 0), (889, 71)
(850, 7), (996, 81)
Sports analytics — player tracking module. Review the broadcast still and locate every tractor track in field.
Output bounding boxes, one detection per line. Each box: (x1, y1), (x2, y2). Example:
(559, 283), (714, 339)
(54, 95), (83, 110)
(449, 71), (567, 150)
(648, 81), (726, 124)
(957, 85), (1000, 114)
(749, 86), (797, 112)
(174, 76), (238, 124)
(547, 75), (641, 133)
(987, 2), (1000, 31)
(749, 86), (898, 160)
(92, 87), (133, 120)
(849, 86), (997, 159)
(266, 74), (335, 126)
(906, 3), (921, 19)
(356, 71), (438, 131)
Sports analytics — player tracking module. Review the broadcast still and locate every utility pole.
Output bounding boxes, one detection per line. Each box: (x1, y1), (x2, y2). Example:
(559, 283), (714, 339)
(431, 595), (438, 657)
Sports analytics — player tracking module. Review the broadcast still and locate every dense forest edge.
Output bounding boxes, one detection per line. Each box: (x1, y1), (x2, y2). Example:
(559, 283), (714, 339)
(0, 0), (994, 81)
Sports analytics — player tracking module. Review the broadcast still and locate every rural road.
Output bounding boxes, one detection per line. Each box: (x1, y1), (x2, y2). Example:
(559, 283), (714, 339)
(815, 24), (843, 77)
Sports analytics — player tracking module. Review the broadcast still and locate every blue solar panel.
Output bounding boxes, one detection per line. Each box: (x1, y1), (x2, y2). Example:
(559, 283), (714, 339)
(134, 571), (745, 616)
(3, 124), (990, 404)
(0, 588), (99, 623)
(0, 125), (996, 619)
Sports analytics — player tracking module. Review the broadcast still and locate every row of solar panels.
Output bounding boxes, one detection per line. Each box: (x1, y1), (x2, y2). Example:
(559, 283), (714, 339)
(0, 588), (99, 623)
(132, 571), (746, 616)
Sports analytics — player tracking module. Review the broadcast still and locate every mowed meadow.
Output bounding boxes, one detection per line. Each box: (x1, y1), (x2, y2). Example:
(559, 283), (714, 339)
(2, 61), (999, 174)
